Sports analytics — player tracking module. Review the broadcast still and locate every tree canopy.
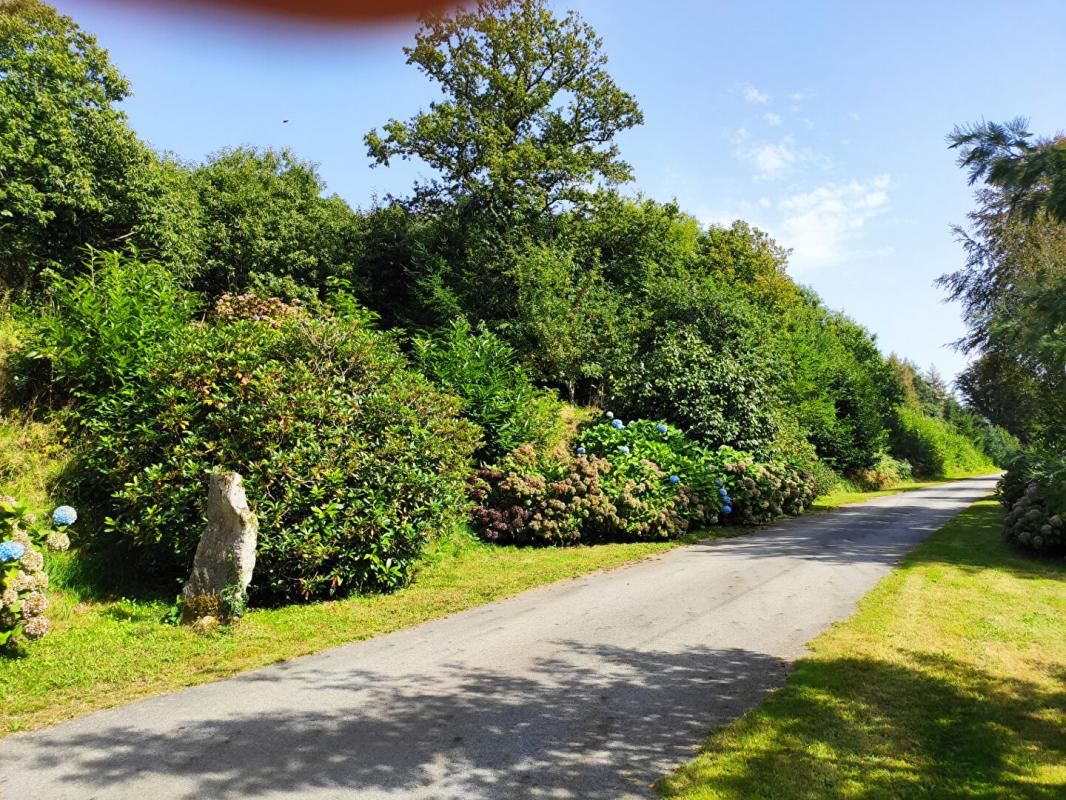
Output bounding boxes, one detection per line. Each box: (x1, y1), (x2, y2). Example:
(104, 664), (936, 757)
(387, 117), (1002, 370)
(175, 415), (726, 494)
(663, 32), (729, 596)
(364, 0), (643, 218)
(0, 0), (150, 286)
(949, 118), (1066, 224)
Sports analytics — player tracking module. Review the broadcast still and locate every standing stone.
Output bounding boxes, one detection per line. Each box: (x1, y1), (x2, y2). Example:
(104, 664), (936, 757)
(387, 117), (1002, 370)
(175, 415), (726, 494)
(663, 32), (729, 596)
(181, 471), (258, 625)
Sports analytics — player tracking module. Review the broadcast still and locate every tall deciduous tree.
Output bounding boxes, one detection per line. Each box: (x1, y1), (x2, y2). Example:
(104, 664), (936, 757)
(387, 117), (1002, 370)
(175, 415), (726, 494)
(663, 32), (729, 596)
(190, 147), (362, 296)
(0, 0), (185, 288)
(364, 0), (643, 218)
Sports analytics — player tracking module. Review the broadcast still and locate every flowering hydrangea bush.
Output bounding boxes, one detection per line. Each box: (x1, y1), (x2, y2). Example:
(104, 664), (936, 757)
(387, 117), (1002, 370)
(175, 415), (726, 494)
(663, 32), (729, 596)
(211, 293), (304, 326)
(714, 447), (817, 524)
(468, 442), (706, 545)
(999, 450), (1065, 555)
(471, 414), (820, 546)
(1, 496), (74, 649)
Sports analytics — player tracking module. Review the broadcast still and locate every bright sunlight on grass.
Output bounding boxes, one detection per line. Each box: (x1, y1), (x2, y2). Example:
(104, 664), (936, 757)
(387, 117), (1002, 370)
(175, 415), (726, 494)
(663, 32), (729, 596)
(657, 499), (1066, 799)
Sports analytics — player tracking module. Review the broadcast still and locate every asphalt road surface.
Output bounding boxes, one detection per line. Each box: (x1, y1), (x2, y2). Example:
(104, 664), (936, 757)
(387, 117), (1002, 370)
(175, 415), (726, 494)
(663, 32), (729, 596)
(0, 475), (998, 800)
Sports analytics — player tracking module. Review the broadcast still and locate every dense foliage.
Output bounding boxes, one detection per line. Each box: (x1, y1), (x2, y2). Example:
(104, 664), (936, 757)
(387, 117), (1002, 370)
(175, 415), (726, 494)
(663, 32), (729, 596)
(0, 0), (190, 288)
(943, 121), (1066, 447)
(364, 0), (643, 216)
(470, 415), (818, 546)
(999, 450), (1065, 555)
(413, 318), (564, 460)
(944, 119), (1064, 554)
(23, 258), (480, 603)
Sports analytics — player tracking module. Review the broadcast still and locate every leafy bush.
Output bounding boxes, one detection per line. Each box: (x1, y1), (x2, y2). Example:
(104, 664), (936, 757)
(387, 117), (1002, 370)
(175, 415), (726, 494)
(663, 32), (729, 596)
(890, 405), (992, 478)
(610, 325), (780, 453)
(850, 453), (914, 491)
(581, 417), (815, 525)
(999, 450), (1065, 555)
(468, 442), (705, 546)
(716, 447), (818, 524)
(1, 497), (75, 649)
(469, 446), (617, 545)
(413, 318), (564, 460)
(67, 312), (479, 604)
(470, 414), (820, 545)
(18, 251), (198, 400)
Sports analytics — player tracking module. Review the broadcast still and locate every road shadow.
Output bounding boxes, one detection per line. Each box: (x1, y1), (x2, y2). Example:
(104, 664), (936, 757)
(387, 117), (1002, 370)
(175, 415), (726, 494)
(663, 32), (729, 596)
(7, 642), (791, 799)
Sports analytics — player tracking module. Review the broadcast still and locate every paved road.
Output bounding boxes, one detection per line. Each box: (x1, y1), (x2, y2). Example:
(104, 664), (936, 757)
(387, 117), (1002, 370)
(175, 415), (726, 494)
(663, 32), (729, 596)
(0, 476), (998, 800)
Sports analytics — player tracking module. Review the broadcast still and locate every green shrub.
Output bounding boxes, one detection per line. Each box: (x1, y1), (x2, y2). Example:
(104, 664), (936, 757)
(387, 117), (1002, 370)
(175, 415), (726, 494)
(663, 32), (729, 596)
(469, 446), (616, 545)
(68, 313), (479, 603)
(850, 453), (914, 491)
(470, 415), (820, 545)
(609, 325), (780, 453)
(581, 417), (816, 524)
(20, 251), (198, 400)
(889, 405), (991, 478)
(413, 318), (564, 460)
(468, 442), (705, 546)
(999, 450), (1065, 555)
(716, 447), (818, 524)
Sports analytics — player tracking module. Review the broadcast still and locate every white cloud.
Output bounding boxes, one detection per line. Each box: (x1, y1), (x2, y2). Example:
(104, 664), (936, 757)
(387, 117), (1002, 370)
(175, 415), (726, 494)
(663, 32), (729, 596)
(733, 132), (810, 180)
(847, 111), (862, 121)
(750, 141), (797, 179)
(743, 86), (769, 104)
(777, 174), (892, 272)
(763, 112), (782, 126)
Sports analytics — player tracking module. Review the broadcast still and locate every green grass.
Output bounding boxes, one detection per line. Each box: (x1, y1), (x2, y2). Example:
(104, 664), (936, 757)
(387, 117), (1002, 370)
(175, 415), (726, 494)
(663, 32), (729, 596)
(657, 499), (1066, 799)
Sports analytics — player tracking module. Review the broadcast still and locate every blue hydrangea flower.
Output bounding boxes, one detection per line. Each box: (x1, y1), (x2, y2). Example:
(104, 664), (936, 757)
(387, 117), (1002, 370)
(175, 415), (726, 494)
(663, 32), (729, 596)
(576, 446), (586, 456)
(52, 505), (77, 527)
(722, 505), (733, 514)
(0, 540), (26, 562)
(669, 475), (680, 484)
(656, 423), (668, 434)
(723, 496), (732, 505)
(611, 419), (624, 430)
(619, 445), (630, 455)
(605, 411), (615, 420)
(715, 478), (725, 487)
(718, 488), (728, 497)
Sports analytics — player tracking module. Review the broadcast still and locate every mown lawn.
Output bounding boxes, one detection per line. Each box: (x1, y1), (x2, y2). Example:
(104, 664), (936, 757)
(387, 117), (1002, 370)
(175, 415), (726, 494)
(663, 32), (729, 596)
(657, 499), (1066, 799)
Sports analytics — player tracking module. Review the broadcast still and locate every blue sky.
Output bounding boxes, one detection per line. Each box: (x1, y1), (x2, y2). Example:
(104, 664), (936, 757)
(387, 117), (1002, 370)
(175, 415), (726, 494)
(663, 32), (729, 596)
(56, 0), (1066, 381)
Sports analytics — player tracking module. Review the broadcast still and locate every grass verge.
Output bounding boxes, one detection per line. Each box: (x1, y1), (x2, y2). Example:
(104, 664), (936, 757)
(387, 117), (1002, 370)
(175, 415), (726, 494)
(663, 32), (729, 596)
(657, 498), (1066, 799)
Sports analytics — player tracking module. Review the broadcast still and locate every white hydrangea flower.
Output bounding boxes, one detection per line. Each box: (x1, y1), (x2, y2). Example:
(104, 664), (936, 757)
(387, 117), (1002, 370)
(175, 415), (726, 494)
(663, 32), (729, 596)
(19, 548), (44, 573)
(11, 570), (36, 593)
(21, 591), (49, 618)
(22, 615), (50, 640)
